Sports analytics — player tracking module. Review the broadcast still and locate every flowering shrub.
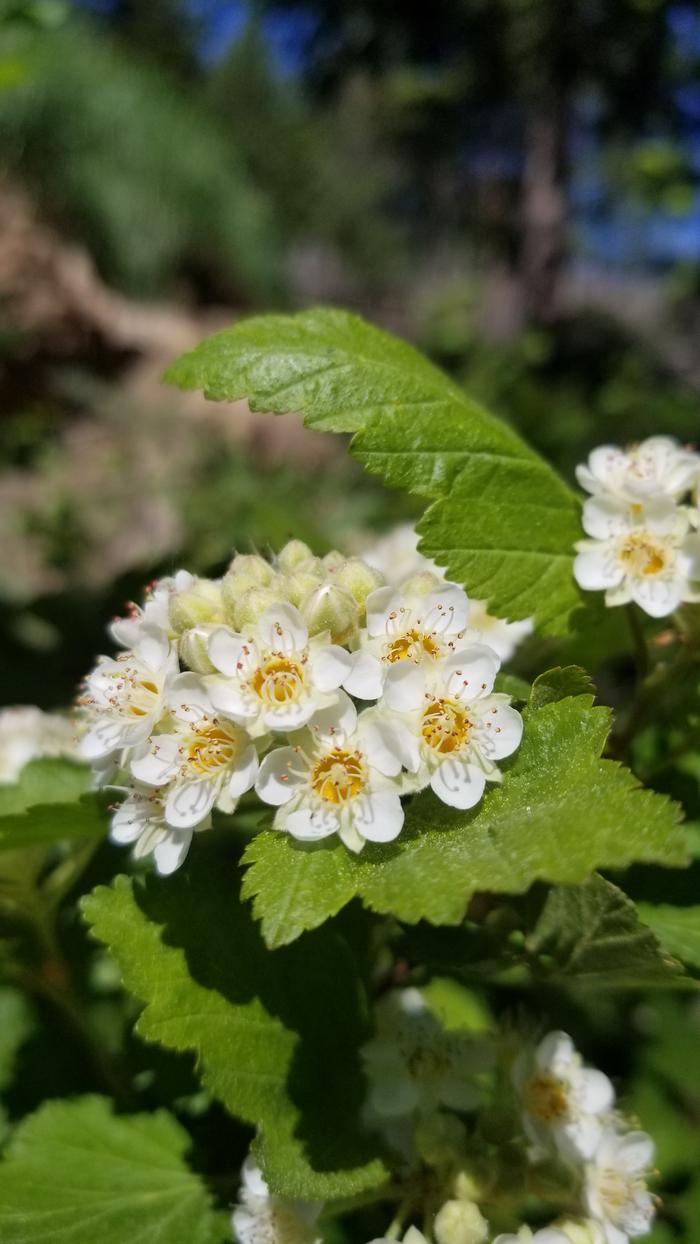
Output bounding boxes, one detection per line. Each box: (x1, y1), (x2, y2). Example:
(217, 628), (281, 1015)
(0, 310), (699, 1244)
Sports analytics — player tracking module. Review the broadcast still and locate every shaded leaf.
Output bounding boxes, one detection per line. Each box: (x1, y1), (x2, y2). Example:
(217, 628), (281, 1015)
(0, 760), (108, 853)
(528, 665), (595, 710)
(636, 904), (700, 970)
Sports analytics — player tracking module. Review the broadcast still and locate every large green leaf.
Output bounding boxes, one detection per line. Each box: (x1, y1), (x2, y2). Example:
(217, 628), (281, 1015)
(636, 904), (700, 970)
(242, 693), (686, 947)
(165, 308), (583, 633)
(82, 847), (386, 1200)
(0, 1096), (224, 1244)
(0, 760), (108, 852)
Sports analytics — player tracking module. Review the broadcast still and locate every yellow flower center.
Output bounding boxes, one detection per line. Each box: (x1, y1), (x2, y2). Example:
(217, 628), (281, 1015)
(523, 1073), (570, 1123)
(384, 627), (442, 664)
(421, 697), (471, 754)
(185, 722), (240, 775)
(619, 532), (669, 577)
(310, 748), (366, 803)
(251, 655), (305, 705)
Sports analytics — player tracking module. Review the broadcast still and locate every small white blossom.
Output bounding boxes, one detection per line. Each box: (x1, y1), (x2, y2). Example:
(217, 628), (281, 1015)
(110, 784), (209, 875)
(574, 495), (700, 617)
(78, 632), (177, 765)
(465, 600), (533, 663)
(110, 570), (193, 647)
(584, 1128), (656, 1244)
(576, 437), (700, 503)
(130, 674), (258, 828)
(362, 987), (491, 1119)
(381, 645), (522, 810)
(232, 1155), (321, 1244)
(255, 693), (406, 853)
(206, 603), (351, 736)
(362, 523), (443, 583)
(0, 706), (76, 784)
(343, 581), (471, 710)
(513, 1031), (615, 1161)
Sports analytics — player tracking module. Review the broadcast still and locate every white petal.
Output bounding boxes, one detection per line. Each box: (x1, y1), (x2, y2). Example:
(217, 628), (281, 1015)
(110, 800), (150, 844)
(585, 444), (627, 491)
(80, 718), (141, 760)
(310, 643), (352, 692)
(130, 735), (180, 785)
(679, 533), (700, 580)
(352, 791), (404, 842)
(579, 1068), (615, 1114)
(283, 806), (339, 841)
(208, 627), (245, 675)
(629, 575), (683, 618)
(258, 603), (308, 653)
(228, 746), (258, 798)
(262, 699), (315, 732)
(153, 830), (193, 875)
(574, 545), (624, 590)
(358, 716), (407, 778)
(582, 495), (632, 540)
(639, 495), (684, 535)
(168, 672), (213, 719)
(474, 700), (523, 760)
(365, 586), (400, 636)
(383, 661), (426, 712)
(256, 748), (304, 806)
(343, 648), (384, 700)
(135, 632), (171, 670)
(165, 780), (217, 828)
(615, 1130), (655, 1174)
(421, 582), (470, 634)
(536, 1030), (573, 1071)
(431, 759), (486, 809)
(562, 1114), (603, 1160)
(443, 644), (500, 700)
(308, 691), (357, 743)
(206, 675), (257, 722)
(240, 1156), (269, 1200)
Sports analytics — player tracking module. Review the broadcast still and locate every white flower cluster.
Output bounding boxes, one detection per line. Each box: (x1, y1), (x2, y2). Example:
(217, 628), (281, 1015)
(229, 1010), (656, 1244)
(76, 538), (524, 874)
(573, 436), (700, 617)
(0, 705), (76, 785)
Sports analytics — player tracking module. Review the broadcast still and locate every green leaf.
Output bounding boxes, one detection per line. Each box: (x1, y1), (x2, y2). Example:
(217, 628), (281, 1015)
(526, 876), (687, 987)
(0, 760), (108, 852)
(243, 694), (686, 945)
(529, 665), (595, 710)
(82, 846), (386, 1200)
(636, 904), (700, 970)
(0, 988), (34, 1093)
(165, 308), (583, 633)
(0, 1096), (224, 1244)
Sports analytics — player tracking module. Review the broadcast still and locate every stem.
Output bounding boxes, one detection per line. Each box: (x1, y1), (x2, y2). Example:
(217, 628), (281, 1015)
(385, 1199), (412, 1240)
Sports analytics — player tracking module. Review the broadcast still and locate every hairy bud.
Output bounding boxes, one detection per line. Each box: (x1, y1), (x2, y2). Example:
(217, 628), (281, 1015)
(284, 568), (324, 607)
(277, 540), (317, 573)
(400, 570), (443, 597)
(234, 586), (286, 631)
(334, 557), (385, 611)
(169, 578), (224, 634)
(179, 624), (220, 674)
(300, 583), (358, 644)
(434, 1201), (489, 1244)
(227, 552), (274, 585)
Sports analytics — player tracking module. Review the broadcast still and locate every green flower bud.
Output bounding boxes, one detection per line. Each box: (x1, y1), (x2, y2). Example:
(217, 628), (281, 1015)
(222, 561), (276, 625)
(554, 1220), (606, 1244)
(300, 583), (358, 644)
(169, 578), (224, 634)
(233, 586), (286, 631)
(322, 549), (346, 574)
(284, 567), (324, 607)
(334, 557), (385, 610)
(179, 623), (220, 674)
(277, 539), (316, 573)
(434, 1201), (489, 1244)
(400, 570), (443, 597)
(227, 552), (274, 585)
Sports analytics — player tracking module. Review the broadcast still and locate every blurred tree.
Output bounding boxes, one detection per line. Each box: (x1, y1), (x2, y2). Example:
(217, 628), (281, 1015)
(109, 0), (201, 79)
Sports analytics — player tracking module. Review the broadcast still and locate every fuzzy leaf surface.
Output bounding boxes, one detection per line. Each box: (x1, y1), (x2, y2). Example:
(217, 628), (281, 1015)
(0, 1095), (224, 1244)
(82, 847), (386, 1199)
(243, 694), (686, 945)
(165, 308), (583, 633)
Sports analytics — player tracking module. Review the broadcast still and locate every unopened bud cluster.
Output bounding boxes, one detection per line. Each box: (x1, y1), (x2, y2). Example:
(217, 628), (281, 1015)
(75, 534), (528, 875)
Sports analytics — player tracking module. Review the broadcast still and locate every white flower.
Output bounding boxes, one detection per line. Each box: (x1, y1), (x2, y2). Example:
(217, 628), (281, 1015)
(513, 1031), (615, 1161)
(206, 603), (351, 736)
(574, 495), (700, 617)
(370, 1231), (429, 1244)
(255, 693), (406, 853)
(110, 570), (193, 647)
(343, 581), (471, 710)
(110, 785), (209, 875)
(231, 1155), (321, 1244)
(0, 706), (76, 785)
(493, 1230), (571, 1244)
(584, 1129), (656, 1244)
(576, 437), (700, 502)
(362, 523), (443, 584)
(465, 600), (533, 663)
(382, 645), (522, 811)
(78, 632), (177, 764)
(130, 674), (258, 828)
(362, 987), (491, 1119)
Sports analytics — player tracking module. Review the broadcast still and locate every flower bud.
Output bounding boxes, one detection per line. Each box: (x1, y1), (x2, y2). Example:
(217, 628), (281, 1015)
(300, 583), (358, 644)
(322, 549), (346, 574)
(277, 540), (316, 573)
(415, 1112), (466, 1168)
(233, 586), (285, 631)
(553, 1220), (605, 1244)
(334, 557), (385, 610)
(168, 578), (224, 634)
(227, 552), (274, 585)
(284, 567), (324, 607)
(434, 1201), (488, 1244)
(400, 570), (443, 597)
(179, 624), (220, 674)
